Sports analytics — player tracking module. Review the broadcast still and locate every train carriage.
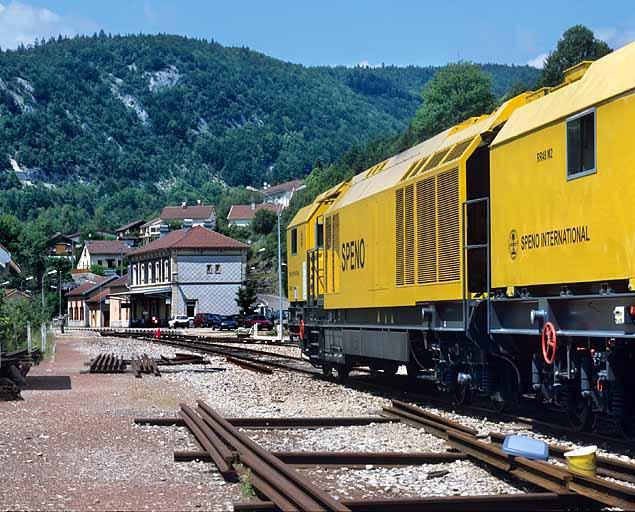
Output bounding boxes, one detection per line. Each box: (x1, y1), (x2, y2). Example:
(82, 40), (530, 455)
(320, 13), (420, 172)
(287, 43), (635, 435)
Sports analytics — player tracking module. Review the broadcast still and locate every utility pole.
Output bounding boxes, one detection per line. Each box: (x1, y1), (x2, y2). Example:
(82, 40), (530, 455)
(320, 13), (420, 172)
(246, 186), (285, 341)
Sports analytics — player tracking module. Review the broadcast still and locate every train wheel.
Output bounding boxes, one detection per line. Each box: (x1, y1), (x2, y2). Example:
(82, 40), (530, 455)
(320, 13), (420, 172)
(491, 358), (520, 413)
(332, 363), (350, 383)
(567, 398), (593, 432)
(406, 362), (420, 382)
(454, 382), (473, 405)
(381, 362), (399, 377)
(322, 364), (333, 378)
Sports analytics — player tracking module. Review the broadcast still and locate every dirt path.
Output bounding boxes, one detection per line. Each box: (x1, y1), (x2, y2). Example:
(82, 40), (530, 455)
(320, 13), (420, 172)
(0, 334), (239, 511)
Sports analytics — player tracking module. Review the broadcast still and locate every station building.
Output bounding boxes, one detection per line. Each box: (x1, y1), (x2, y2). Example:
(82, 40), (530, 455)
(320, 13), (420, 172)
(124, 226), (248, 326)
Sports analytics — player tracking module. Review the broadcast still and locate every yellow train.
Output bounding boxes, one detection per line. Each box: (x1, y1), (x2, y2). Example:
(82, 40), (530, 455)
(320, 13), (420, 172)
(287, 43), (635, 435)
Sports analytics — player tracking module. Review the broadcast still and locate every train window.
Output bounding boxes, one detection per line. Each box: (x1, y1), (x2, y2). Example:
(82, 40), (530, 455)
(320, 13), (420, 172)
(567, 109), (596, 179)
(291, 228), (298, 255)
(316, 220), (324, 248)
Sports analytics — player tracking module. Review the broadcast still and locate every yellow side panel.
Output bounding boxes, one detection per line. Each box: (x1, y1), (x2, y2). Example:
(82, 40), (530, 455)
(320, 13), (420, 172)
(491, 93), (635, 289)
(324, 165), (464, 310)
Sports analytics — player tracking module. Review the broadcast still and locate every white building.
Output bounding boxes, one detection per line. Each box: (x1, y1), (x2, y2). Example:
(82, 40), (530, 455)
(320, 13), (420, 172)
(160, 203), (216, 229)
(227, 203), (280, 227)
(261, 179), (304, 208)
(125, 226), (248, 326)
(77, 240), (132, 272)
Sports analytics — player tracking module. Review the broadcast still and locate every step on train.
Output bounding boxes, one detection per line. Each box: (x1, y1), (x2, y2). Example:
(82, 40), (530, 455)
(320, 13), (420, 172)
(286, 44), (635, 436)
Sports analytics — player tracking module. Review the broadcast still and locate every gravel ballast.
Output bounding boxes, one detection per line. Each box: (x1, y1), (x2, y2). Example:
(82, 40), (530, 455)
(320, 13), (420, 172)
(3, 331), (633, 510)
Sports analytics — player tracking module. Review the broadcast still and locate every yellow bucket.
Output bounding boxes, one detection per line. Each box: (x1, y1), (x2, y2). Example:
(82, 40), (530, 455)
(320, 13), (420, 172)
(564, 445), (597, 477)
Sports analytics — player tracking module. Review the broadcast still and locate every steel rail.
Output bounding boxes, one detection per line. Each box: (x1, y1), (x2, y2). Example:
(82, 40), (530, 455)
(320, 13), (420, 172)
(194, 401), (350, 511)
(233, 493), (581, 511)
(134, 415), (394, 429)
(387, 400), (635, 510)
(173, 449), (467, 466)
(490, 431), (635, 485)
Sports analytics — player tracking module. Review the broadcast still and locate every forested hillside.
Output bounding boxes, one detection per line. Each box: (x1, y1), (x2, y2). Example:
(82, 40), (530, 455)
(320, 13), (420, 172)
(0, 33), (538, 189)
(0, 33), (540, 283)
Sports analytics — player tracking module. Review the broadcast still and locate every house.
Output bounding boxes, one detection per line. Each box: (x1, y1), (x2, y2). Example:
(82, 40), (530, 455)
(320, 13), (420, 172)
(139, 218), (165, 246)
(76, 240), (132, 273)
(47, 232), (80, 259)
(261, 179), (304, 208)
(65, 275), (117, 328)
(3, 289), (31, 303)
(107, 275), (131, 328)
(125, 226), (248, 326)
(0, 243), (20, 276)
(115, 220), (145, 247)
(66, 232), (82, 245)
(160, 203), (216, 230)
(227, 203), (280, 227)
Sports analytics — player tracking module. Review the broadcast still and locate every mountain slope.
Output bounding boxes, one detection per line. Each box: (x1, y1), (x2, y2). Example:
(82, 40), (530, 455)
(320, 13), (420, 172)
(0, 34), (539, 188)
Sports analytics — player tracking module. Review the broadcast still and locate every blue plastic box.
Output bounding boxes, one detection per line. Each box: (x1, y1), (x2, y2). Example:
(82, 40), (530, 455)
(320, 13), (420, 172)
(502, 435), (549, 460)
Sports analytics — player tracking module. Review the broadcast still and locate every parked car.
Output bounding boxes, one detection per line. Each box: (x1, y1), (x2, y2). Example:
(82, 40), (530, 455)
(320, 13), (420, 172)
(242, 315), (274, 331)
(168, 315), (190, 328)
(211, 315), (239, 331)
(193, 313), (216, 328)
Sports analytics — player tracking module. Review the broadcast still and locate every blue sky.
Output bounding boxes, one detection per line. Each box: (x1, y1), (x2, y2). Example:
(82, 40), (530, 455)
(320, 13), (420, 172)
(0, 0), (634, 68)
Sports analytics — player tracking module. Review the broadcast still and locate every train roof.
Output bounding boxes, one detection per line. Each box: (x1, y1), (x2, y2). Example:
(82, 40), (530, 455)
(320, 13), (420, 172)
(287, 203), (320, 229)
(493, 42), (635, 147)
(328, 95), (528, 211)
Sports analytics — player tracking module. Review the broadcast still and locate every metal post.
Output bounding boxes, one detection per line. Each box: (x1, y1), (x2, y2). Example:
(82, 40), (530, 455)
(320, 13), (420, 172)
(58, 271), (62, 318)
(277, 210), (283, 342)
(27, 322), (31, 352)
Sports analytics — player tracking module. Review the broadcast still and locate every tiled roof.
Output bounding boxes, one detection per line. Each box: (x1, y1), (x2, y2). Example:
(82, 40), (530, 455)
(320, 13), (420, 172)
(65, 275), (111, 297)
(160, 205), (216, 221)
(108, 275), (129, 288)
(3, 289), (31, 300)
(115, 220), (144, 233)
(262, 179), (303, 196)
(48, 232), (75, 243)
(86, 240), (132, 255)
(141, 217), (162, 229)
(85, 288), (110, 304)
(127, 226), (247, 258)
(227, 203), (280, 221)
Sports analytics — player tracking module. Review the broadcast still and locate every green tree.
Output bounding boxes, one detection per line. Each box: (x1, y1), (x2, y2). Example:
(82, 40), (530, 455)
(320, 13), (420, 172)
(235, 280), (257, 315)
(252, 209), (277, 235)
(411, 62), (495, 141)
(539, 25), (612, 87)
(90, 264), (106, 276)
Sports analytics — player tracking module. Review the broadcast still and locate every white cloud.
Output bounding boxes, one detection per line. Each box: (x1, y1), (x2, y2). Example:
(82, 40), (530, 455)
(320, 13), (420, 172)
(527, 52), (548, 69)
(594, 26), (635, 49)
(0, 1), (86, 50)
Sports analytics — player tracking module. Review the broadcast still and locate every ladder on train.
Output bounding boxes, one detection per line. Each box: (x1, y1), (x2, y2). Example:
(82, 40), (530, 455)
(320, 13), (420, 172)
(461, 196), (491, 338)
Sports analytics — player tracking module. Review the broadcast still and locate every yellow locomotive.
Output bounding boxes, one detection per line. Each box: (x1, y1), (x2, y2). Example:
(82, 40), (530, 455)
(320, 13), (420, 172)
(287, 43), (635, 435)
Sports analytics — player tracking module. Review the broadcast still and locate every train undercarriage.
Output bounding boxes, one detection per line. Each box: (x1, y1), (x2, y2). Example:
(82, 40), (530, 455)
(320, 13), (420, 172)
(290, 295), (635, 438)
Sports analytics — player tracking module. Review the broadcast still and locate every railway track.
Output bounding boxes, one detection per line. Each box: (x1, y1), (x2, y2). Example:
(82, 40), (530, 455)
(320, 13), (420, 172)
(99, 329), (319, 375)
(140, 400), (635, 510)
(90, 328), (635, 508)
(98, 328), (634, 454)
(383, 400), (635, 510)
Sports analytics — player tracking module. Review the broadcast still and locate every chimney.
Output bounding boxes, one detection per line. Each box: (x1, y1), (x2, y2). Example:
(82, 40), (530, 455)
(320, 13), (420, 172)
(197, 199), (201, 205)
(181, 201), (187, 208)
(251, 202), (256, 210)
